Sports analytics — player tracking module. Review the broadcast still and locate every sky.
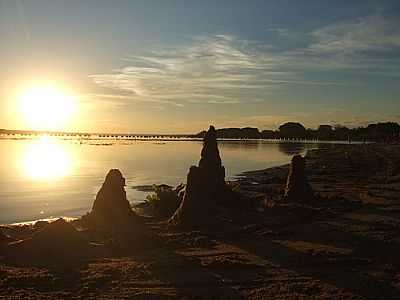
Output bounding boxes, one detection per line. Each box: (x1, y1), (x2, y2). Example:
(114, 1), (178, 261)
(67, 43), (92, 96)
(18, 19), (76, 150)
(0, 0), (399, 133)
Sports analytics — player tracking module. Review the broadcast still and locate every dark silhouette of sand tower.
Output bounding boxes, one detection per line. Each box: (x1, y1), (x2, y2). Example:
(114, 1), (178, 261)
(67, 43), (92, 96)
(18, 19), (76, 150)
(169, 126), (227, 227)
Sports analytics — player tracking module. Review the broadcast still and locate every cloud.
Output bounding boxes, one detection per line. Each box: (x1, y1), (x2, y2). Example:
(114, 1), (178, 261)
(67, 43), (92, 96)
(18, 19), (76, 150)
(90, 34), (353, 108)
(261, 15), (400, 76)
(267, 28), (289, 35)
(310, 15), (400, 54)
(91, 35), (285, 107)
(90, 14), (400, 111)
(207, 99), (241, 104)
(296, 14), (400, 76)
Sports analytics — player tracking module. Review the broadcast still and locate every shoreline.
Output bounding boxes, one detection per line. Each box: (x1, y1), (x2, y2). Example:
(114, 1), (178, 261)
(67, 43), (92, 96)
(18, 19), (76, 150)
(0, 157), (295, 226)
(237, 143), (400, 203)
(0, 143), (381, 226)
(2, 142), (397, 229)
(1, 143), (400, 299)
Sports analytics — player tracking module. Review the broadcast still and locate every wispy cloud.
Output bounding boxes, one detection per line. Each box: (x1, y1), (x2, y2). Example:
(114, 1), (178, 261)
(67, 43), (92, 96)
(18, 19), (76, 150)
(90, 35), (289, 107)
(90, 34), (351, 108)
(90, 14), (400, 111)
(293, 14), (400, 76)
(310, 14), (400, 54)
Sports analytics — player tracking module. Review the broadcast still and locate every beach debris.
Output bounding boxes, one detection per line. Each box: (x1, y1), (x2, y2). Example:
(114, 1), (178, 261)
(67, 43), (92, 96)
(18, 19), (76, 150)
(132, 184), (173, 192)
(145, 184), (182, 217)
(283, 155), (314, 202)
(169, 125), (230, 227)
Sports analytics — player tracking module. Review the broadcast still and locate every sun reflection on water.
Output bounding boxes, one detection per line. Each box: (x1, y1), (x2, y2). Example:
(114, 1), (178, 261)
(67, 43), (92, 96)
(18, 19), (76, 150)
(21, 137), (73, 181)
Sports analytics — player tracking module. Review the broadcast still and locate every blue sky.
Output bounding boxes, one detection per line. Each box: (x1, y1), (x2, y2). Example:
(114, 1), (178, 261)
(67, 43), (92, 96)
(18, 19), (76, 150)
(1, 0), (399, 133)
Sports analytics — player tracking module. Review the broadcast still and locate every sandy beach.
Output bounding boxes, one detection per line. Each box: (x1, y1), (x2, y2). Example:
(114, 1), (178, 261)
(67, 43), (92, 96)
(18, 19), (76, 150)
(1, 143), (400, 299)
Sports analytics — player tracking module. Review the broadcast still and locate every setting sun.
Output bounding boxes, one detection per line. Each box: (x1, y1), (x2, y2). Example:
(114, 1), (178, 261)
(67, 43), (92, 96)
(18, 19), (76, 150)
(18, 85), (76, 131)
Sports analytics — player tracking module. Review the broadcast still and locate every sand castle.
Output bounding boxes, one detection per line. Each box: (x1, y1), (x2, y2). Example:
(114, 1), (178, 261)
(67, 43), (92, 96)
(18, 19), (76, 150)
(198, 125), (226, 191)
(169, 125), (229, 227)
(283, 155), (314, 202)
(83, 168), (142, 234)
(91, 169), (135, 220)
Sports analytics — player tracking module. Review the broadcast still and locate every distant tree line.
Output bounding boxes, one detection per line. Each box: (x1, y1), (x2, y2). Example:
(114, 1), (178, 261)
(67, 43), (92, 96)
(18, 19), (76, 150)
(195, 122), (400, 142)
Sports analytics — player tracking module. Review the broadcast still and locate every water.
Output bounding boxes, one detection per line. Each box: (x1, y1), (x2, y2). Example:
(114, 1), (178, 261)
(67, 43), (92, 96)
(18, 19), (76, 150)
(0, 137), (316, 224)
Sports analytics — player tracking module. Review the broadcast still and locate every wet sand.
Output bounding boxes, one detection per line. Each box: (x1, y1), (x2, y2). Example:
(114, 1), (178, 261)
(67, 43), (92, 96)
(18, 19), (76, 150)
(1, 143), (400, 299)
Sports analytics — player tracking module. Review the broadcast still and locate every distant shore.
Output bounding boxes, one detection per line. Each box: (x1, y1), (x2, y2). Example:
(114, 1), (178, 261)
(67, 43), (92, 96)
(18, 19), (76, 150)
(2, 120), (399, 143)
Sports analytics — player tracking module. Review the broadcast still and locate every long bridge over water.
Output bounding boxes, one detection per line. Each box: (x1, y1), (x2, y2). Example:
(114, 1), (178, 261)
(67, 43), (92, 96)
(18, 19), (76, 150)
(0, 129), (199, 140)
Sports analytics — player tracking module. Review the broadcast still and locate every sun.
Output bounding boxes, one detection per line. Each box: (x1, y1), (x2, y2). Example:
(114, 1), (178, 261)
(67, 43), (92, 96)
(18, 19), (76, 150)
(18, 84), (76, 131)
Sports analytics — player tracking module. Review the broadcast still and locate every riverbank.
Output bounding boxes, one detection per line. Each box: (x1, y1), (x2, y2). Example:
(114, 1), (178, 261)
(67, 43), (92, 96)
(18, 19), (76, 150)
(1, 143), (400, 299)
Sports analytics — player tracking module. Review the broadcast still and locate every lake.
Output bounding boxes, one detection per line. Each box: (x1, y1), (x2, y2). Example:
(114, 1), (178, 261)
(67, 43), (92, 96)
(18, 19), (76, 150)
(0, 137), (318, 224)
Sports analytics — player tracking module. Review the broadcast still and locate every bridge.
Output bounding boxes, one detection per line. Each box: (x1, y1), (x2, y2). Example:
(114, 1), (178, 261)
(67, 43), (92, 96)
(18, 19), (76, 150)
(0, 129), (199, 140)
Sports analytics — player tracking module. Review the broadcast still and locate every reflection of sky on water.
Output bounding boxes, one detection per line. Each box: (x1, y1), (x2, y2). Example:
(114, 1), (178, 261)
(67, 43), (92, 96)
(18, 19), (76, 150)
(0, 138), (318, 224)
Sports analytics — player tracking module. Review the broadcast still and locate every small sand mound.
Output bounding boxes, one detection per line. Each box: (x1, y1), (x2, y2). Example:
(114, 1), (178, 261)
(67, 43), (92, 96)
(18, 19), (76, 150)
(32, 218), (84, 245)
(5, 218), (90, 264)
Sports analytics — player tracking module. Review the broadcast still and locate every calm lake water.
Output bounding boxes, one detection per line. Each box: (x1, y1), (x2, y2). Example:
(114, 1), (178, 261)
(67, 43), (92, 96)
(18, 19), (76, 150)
(0, 137), (318, 224)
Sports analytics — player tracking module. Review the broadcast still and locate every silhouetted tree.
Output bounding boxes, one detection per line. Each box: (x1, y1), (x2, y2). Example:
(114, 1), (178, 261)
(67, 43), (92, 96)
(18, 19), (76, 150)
(279, 122), (307, 139)
(240, 127), (260, 139)
(193, 121), (400, 142)
(367, 122), (400, 142)
(317, 125), (333, 140)
(261, 129), (276, 139)
(333, 124), (351, 141)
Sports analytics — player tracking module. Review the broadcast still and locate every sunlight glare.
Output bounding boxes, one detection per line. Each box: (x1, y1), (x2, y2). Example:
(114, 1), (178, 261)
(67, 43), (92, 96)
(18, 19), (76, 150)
(21, 137), (73, 181)
(18, 85), (76, 131)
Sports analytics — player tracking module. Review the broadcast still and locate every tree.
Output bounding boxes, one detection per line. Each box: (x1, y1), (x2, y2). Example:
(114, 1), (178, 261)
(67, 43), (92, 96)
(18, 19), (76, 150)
(278, 122), (307, 139)
(317, 125), (333, 140)
(367, 122), (400, 142)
